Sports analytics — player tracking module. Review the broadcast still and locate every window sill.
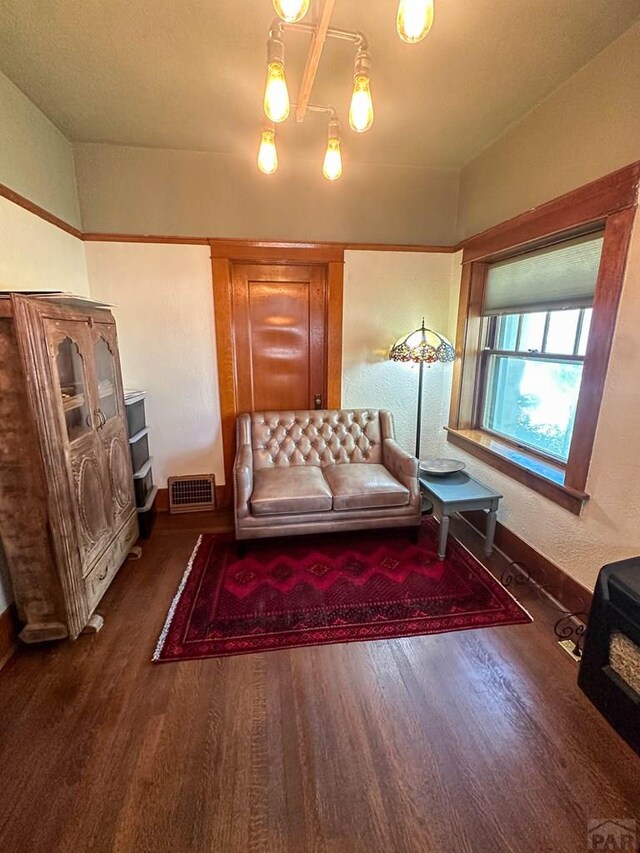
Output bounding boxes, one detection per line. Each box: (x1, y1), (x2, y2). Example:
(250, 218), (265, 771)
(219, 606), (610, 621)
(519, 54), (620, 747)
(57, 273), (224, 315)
(445, 428), (590, 516)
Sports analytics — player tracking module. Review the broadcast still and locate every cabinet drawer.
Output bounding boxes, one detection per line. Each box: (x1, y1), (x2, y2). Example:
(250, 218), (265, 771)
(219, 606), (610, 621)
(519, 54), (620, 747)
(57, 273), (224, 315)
(133, 457), (154, 507)
(85, 511), (138, 610)
(129, 428), (150, 473)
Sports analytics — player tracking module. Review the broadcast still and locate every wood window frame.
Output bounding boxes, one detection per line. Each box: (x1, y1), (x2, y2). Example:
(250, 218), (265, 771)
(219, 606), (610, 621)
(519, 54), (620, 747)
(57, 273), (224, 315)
(448, 162), (639, 515)
(210, 241), (344, 502)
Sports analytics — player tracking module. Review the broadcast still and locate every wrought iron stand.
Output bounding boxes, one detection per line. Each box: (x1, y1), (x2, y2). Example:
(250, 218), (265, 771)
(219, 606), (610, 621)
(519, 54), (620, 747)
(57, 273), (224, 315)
(500, 561), (589, 656)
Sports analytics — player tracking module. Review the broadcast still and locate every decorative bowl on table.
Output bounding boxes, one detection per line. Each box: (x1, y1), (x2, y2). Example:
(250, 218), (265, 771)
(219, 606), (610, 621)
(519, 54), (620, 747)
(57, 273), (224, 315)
(419, 458), (466, 476)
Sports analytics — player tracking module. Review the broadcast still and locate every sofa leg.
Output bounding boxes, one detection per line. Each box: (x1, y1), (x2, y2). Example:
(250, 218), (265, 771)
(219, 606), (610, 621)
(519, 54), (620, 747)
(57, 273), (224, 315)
(236, 541), (247, 559)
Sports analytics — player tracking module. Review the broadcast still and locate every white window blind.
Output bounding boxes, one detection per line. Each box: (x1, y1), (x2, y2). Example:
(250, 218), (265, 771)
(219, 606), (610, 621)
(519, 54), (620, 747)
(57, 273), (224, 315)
(483, 231), (604, 316)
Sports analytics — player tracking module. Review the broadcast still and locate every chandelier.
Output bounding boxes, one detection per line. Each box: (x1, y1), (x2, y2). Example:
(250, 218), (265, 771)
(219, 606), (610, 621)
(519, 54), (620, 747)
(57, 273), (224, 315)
(259, 0), (435, 180)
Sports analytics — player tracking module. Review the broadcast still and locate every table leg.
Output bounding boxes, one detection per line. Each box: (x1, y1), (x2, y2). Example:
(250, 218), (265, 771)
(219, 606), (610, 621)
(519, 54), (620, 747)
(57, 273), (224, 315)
(438, 514), (450, 560)
(485, 509), (497, 556)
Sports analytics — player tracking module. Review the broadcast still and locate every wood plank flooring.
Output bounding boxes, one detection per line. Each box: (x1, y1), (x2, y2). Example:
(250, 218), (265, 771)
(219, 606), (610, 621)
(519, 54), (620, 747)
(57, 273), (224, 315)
(0, 512), (638, 853)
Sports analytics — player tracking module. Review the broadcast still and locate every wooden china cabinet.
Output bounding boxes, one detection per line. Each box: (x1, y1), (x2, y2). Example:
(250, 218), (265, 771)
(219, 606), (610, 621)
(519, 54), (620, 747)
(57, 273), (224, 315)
(0, 293), (138, 643)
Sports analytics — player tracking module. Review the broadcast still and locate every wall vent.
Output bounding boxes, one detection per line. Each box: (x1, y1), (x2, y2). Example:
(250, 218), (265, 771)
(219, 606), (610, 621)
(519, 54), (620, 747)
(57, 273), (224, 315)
(168, 474), (216, 514)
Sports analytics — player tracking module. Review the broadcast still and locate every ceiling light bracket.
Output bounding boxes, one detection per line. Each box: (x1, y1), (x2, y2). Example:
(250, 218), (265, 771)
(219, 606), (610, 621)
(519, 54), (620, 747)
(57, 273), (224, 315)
(280, 19), (367, 49)
(291, 102), (337, 120)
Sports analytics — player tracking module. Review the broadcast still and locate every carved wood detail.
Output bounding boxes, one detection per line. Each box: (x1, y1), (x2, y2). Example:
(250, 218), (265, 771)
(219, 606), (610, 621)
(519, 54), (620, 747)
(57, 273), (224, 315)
(0, 295), (138, 642)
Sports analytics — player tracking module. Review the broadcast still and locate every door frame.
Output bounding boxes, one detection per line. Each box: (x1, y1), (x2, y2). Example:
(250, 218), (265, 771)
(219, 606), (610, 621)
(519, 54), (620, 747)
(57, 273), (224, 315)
(210, 241), (344, 501)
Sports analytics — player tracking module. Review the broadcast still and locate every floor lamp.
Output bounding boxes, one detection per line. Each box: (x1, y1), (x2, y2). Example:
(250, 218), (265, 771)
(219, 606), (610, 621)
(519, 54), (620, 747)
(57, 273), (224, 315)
(388, 319), (455, 460)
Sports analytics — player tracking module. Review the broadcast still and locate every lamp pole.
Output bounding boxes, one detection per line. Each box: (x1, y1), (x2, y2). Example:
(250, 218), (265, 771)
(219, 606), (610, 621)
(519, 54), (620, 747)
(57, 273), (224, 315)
(415, 359), (425, 460)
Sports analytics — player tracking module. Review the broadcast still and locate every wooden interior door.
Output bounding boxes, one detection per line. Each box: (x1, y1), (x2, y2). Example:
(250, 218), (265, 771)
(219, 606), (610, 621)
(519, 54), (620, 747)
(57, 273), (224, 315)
(232, 263), (328, 412)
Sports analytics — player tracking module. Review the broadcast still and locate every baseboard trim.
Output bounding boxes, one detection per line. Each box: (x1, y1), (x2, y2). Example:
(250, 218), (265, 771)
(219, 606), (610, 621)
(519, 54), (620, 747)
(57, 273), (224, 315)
(156, 486), (226, 513)
(460, 510), (593, 616)
(0, 603), (20, 670)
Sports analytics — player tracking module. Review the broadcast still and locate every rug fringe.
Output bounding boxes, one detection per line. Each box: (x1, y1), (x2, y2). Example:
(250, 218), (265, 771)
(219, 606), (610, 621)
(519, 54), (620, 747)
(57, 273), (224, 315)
(152, 534), (203, 661)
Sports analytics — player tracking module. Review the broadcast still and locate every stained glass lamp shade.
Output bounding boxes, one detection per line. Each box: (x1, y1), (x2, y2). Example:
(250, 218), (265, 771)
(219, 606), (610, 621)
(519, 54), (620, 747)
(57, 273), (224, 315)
(389, 319), (455, 459)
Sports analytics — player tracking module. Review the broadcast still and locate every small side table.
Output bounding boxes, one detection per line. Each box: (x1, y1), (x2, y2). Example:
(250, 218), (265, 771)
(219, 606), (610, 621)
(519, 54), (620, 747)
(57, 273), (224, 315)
(418, 470), (502, 560)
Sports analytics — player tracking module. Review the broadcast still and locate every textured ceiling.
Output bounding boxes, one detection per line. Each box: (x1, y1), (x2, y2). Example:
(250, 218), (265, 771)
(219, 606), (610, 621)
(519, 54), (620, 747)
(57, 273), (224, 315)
(0, 0), (638, 169)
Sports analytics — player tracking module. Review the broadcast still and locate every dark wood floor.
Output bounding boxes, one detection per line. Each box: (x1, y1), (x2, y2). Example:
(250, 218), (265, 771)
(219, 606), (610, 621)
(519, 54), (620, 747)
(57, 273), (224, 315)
(0, 512), (638, 853)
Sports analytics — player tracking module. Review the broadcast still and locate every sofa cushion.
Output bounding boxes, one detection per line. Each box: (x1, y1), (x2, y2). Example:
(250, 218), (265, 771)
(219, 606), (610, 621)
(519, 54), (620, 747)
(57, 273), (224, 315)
(251, 467), (333, 516)
(323, 463), (409, 511)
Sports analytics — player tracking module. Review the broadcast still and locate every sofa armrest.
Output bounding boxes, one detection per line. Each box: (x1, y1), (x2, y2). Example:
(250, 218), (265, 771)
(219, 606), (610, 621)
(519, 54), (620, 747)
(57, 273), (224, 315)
(234, 443), (254, 520)
(383, 438), (420, 506)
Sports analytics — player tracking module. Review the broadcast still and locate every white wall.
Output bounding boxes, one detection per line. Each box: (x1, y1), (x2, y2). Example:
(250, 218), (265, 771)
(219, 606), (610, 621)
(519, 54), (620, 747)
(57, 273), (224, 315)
(85, 242), (225, 488)
(0, 73), (89, 616)
(457, 21), (640, 241)
(0, 70), (82, 227)
(85, 246), (459, 492)
(342, 250), (458, 458)
(74, 142), (460, 246)
(0, 197), (88, 295)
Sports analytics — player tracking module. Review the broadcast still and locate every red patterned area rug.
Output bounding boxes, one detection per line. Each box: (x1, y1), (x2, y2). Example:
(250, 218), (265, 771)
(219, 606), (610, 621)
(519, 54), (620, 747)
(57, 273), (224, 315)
(153, 519), (531, 662)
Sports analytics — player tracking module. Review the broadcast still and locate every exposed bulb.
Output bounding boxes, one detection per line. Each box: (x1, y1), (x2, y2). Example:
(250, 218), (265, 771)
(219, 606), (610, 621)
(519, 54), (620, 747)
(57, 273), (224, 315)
(349, 75), (374, 133)
(397, 0), (434, 44)
(272, 0), (310, 23)
(264, 61), (290, 123)
(323, 138), (342, 181)
(257, 127), (278, 175)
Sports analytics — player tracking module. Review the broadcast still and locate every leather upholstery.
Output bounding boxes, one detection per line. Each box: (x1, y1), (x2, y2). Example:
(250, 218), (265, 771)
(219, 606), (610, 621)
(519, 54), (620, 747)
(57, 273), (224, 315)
(234, 409), (421, 540)
(383, 438), (420, 507)
(251, 467), (333, 516)
(251, 410), (382, 470)
(323, 464), (409, 511)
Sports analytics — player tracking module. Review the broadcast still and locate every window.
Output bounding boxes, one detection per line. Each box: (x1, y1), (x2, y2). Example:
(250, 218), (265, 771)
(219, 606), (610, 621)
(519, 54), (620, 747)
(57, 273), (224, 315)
(481, 308), (592, 463)
(446, 164), (638, 516)
(477, 231), (603, 464)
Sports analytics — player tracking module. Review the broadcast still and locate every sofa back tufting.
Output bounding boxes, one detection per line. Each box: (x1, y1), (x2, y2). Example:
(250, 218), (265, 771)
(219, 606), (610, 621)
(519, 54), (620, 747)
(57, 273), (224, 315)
(249, 410), (385, 469)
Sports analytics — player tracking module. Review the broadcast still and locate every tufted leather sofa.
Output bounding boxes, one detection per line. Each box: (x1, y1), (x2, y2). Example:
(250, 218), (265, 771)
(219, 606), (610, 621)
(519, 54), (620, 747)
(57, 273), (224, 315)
(234, 409), (420, 540)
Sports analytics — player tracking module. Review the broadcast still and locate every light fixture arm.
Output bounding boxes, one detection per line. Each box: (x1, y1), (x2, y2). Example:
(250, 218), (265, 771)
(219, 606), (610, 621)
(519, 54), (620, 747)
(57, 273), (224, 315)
(279, 18), (368, 49)
(291, 102), (337, 120)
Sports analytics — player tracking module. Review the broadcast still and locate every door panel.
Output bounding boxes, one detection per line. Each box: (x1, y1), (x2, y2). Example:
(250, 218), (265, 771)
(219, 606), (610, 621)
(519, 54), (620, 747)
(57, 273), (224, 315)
(233, 264), (327, 413)
(91, 323), (135, 528)
(45, 319), (112, 570)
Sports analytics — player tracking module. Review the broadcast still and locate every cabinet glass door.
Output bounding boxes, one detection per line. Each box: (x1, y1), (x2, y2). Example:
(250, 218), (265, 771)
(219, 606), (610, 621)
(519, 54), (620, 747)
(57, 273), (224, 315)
(55, 337), (92, 443)
(94, 336), (119, 424)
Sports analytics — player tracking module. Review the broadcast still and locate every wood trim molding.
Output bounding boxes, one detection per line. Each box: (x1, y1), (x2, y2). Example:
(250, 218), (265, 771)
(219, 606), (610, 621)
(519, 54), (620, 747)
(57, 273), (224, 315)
(83, 233), (209, 245)
(459, 510), (593, 617)
(209, 241), (344, 263)
(0, 183), (83, 239)
(346, 242), (456, 253)
(81, 234), (459, 253)
(446, 428), (588, 516)
(326, 261), (344, 408)
(460, 161), (640, 262)
(211, 257), (237, 506)
(564, 207), (636, 491)
(0, 604), (20, 670)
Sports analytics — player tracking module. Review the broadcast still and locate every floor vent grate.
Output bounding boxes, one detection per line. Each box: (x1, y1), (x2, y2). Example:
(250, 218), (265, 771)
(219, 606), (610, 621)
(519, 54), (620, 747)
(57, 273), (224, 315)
(168, 475), (216, 514)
